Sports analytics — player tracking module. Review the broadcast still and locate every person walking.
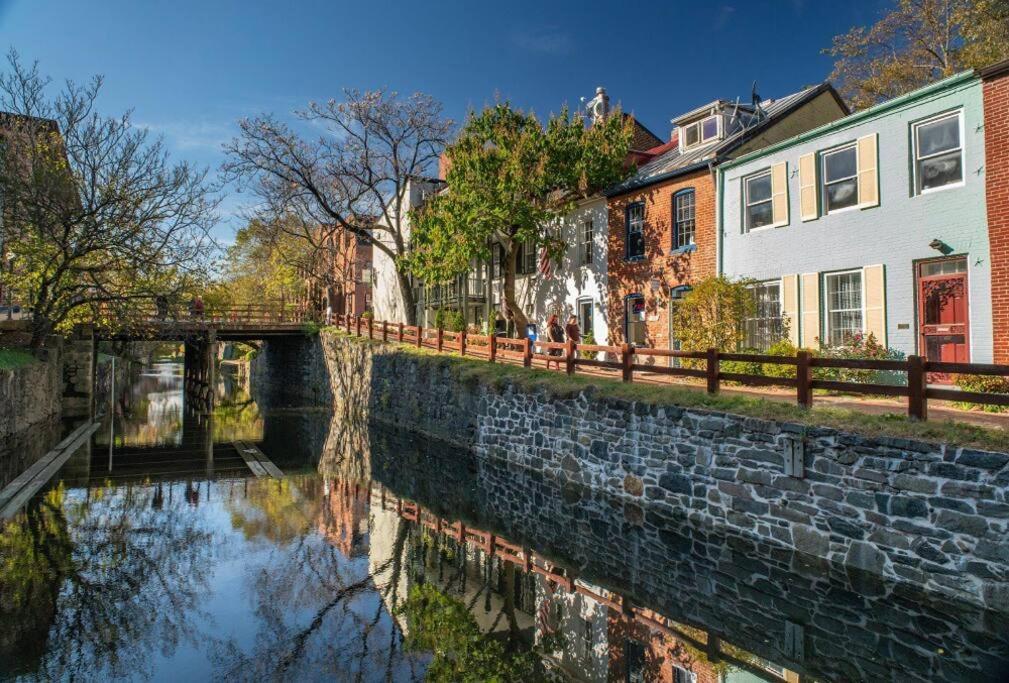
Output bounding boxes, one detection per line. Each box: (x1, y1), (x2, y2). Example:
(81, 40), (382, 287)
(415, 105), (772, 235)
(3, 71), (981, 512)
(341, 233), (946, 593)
(565, 314), (581, 360)
(546, 314), (565, 370)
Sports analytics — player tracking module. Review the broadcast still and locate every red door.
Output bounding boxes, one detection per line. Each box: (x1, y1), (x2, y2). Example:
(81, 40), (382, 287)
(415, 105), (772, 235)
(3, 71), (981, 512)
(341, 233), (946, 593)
(917, 258), (969, 371)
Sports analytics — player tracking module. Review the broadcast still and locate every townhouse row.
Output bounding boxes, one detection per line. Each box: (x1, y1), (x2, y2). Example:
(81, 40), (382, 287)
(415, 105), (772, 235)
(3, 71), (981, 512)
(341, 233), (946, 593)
(368, 60), (1009, 366)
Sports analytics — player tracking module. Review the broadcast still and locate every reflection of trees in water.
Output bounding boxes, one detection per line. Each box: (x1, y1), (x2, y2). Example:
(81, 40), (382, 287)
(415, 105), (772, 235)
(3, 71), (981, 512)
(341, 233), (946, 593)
(0, 482), (220, 680)
(211, 384), (263, 444)
(216, 476), (424, 681)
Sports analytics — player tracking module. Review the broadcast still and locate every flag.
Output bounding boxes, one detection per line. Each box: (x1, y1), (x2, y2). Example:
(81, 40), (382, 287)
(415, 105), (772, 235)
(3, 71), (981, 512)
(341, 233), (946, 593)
(538, 246), (553, 280)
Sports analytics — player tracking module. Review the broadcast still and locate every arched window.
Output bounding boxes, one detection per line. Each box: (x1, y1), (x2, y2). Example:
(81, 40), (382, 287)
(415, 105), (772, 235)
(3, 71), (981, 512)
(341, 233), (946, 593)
(673, 189), (695, 249)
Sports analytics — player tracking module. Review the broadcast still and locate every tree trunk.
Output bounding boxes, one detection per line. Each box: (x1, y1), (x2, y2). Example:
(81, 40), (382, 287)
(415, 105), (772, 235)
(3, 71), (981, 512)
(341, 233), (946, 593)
(503, 246), (528, 333)
(396, 268), (417, 326)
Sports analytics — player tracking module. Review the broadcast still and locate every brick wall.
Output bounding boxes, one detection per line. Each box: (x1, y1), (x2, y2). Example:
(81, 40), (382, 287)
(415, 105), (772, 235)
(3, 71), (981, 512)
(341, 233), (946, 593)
(984, 67), (1009, 363)
(606, 169), (716, 347)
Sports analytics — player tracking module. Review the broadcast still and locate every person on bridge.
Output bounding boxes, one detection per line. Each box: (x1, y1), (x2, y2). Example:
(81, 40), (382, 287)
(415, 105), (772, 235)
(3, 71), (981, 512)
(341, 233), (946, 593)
(155, 295), (168, 321)
(193, 295), (205, 319)
(546, 314), (565, 370)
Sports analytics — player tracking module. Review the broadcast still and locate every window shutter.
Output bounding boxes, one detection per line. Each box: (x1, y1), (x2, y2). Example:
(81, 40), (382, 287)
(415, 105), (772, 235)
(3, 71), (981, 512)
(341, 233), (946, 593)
(863, 264), (887, 345)
(798, 153), (818, 221)
(800, 272), (821, 348)
(781, 274), (800, 346)
(771, 161), (789, 227)
(857, 134), (879, 208)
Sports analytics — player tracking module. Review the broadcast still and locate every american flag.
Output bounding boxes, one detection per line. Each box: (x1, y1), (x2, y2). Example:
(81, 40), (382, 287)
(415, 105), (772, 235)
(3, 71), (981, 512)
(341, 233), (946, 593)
(538, 246), (553, 280)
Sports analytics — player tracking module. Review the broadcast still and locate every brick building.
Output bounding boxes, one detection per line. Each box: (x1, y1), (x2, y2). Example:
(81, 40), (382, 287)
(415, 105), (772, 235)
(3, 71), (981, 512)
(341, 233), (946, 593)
(306, 225), (374, 319)
(982, 59), (1009, 363)
(605, 85), (847, 348)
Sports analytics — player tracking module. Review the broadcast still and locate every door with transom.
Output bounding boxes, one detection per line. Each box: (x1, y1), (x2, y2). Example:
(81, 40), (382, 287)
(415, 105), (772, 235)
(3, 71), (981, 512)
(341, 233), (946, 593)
(917, 257), (969, 368)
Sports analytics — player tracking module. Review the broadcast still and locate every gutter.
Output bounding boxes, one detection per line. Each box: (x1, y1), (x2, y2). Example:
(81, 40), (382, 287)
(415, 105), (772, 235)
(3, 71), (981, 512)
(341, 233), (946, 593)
(979, 59), (1009, 79)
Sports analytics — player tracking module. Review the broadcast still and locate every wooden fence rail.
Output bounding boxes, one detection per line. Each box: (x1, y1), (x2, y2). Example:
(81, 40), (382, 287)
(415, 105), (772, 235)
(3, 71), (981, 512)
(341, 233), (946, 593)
(332, 313), (1009, 421)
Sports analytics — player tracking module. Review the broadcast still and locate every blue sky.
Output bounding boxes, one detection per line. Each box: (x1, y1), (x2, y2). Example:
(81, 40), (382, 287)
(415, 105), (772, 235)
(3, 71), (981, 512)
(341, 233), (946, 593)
(0, 0), (886, 241)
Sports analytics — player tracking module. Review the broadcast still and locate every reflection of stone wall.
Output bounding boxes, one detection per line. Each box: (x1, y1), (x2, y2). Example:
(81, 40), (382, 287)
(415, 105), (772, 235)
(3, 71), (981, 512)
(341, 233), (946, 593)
(62, 336), (94, 420)
(372, 436), (1009, 683)
(261, 333), (1009, 614)
(0, 341), (62, 441)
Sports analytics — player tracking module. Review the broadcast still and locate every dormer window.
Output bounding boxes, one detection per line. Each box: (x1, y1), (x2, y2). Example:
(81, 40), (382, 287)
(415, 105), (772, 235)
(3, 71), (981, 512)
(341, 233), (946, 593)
(680, 114), (722, 151)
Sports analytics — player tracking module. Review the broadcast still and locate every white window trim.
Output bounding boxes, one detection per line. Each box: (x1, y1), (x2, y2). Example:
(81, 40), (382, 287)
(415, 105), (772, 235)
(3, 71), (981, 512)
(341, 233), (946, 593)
(743, 169), (775, 233)
(581, 218), (594, 266)
(577, 296), (594, 335)
(680, 114), (722, 151)
(745, 279), (784, 348)
(912, 110), (966, 196)
(823, 268), (867, 347)
(820, 143), (859, 215)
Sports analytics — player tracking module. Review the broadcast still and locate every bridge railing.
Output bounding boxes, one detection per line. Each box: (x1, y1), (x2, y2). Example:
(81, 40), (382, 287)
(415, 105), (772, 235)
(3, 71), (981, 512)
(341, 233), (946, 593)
(130, 302), (316, 327)
(331, 312), (1009, 422)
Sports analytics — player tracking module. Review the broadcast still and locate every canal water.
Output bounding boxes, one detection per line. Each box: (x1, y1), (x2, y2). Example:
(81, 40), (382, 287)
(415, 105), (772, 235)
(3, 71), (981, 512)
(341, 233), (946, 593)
(1, 361), (1008, 681)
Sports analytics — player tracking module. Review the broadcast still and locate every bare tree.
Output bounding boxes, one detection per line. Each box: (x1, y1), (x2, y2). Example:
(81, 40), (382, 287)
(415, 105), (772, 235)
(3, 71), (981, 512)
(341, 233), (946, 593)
(0, 51), (218, 350)
(222, 89), (453, 325)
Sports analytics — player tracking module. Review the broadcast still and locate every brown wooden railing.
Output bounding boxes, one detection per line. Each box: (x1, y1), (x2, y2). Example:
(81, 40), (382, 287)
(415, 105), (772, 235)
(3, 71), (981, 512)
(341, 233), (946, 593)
(135, 303), (314, 326)
(334, 314), (1009, 421)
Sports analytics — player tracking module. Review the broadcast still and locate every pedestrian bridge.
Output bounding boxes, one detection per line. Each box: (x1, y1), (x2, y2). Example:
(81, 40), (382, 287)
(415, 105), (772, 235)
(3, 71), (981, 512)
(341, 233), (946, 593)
(93, 304), (313, 342)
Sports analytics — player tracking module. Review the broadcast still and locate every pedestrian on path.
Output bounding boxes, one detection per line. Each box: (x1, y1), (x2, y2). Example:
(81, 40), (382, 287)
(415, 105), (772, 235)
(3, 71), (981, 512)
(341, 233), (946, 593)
(547, 314), (565, 370)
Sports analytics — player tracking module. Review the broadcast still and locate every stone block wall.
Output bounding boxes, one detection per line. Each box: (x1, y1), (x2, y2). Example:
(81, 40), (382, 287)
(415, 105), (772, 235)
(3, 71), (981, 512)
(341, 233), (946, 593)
(0, 340), (62, 440)
(260, 332), (1009, 610)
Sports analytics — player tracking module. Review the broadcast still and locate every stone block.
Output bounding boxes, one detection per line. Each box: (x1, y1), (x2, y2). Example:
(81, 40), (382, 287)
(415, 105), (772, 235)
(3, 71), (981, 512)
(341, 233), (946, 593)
(846, 541), (887, 575)
(934, 509), (988, 537)
(658, 472), (692, 495)
(792, 524), (830, 556)
(955, 449), (1009, 470)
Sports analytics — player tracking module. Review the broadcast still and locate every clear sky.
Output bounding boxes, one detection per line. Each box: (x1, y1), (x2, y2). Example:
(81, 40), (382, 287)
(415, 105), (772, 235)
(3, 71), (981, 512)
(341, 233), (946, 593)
(0, 0), (886, 241)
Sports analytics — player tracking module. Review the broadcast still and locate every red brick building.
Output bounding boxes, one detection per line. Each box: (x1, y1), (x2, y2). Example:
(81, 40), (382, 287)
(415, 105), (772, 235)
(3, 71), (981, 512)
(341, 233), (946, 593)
(605, 85), (847, 348)
(982, 59), (1009, 363)
(305, 226), (374, 319)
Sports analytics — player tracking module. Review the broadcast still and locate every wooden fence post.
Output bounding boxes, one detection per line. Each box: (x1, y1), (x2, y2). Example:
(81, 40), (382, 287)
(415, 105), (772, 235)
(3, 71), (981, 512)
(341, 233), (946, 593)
(907, 355), (927, 420)
(416, 325), (423, 348)
(381, 320), (388, 342)
(436, 327), (444, 352)
(459, 330), (467, 357)
(523, 337), (532, 368)
(346, 314), (352, 335)
(367, 316), (374, 340)
(796, 350), (812, 409)
(621, 343), (633, 382)
(565, 339), (575, 375)
(706, 348), (719, 394)
(398, 322), (404, 343)
(489, 334), (497, 363)
(355, 316), (362, 337)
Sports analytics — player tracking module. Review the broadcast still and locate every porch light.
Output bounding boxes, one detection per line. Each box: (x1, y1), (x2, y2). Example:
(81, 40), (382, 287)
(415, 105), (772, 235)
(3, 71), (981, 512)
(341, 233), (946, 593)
(929, 239), (953, 255)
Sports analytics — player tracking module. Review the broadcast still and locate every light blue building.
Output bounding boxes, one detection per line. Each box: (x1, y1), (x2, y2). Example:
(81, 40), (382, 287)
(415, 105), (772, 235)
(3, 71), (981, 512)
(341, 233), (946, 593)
(717, 71), (990, 363)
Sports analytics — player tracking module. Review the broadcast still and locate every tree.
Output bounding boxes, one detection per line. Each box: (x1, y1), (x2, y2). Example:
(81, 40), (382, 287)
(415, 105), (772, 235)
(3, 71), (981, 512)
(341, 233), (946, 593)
(671, 276), (756, 353)
(222, 216), (314, 306)
(826, 0), (1009, 109)
(0, 51), (218, 350)
(407, 103), (633, 330)
(222, 90), (453, 326)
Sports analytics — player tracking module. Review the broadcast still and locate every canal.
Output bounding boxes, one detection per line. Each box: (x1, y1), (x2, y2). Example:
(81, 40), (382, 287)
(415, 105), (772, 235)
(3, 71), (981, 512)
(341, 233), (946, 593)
(1, 360), (1008, 681)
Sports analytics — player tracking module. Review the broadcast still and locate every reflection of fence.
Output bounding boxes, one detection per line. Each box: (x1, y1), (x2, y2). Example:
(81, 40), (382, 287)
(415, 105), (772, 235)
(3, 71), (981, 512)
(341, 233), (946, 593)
(334, 313), (1009, 421)
(374, 483), (794, 683)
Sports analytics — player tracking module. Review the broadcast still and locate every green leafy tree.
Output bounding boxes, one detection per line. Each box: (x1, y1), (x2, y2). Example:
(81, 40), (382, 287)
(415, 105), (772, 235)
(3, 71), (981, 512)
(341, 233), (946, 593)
(223, 216), (312, 306)
(408, 103), (633, 330)
(826, 0), (1009, 110)
(671, 276), (756, 354)
(0, 51), (217, 350)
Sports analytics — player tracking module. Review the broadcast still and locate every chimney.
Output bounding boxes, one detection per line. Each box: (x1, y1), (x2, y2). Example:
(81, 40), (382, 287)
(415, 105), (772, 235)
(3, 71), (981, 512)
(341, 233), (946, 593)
(585, 87), (610, 125)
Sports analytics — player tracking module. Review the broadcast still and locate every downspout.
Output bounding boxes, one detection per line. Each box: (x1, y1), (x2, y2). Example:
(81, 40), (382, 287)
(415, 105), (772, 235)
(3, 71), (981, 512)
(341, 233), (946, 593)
(714, 161), (725, 277)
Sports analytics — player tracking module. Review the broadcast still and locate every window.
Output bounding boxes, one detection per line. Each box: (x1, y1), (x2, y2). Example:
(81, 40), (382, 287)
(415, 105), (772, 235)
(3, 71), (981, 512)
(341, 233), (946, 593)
(821, 144), (858, 213)
(581, 219), (594, 265)
(624, 640), (646, 683)
(625, 203), (645, 260)
(625, 294), (646, 346)
(673, 190), (695, 248)
(680, 115), (721, 150)
(825, 270), (863, 346)
(516, 239), (537, 275)
(492, 245), (503, 279)
(364, 293), (372, 313)
(743, 281), (783, 351)
(672, 666), (696, 683)
(578, 298), (593, 337)
(581, 616), (593, 653)
(744, 171), (774, 231)
(914, 111), (963, 193)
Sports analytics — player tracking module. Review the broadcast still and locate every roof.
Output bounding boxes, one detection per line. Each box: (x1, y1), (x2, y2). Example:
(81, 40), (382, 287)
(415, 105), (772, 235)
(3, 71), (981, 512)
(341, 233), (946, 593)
(719, 69), (976, 173)
(605, 83), (846, 196)
(622, 113), (664, 151)
(980, 58), (1009, 79)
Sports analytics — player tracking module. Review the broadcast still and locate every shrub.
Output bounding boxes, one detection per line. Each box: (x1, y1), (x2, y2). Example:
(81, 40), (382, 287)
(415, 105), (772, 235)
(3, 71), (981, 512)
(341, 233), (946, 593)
(816, 332), (905, 386)
(763, 339), (801, 379)
(449, 311), (466, 332)
(581, 331), (598, 360)
(721, 348), (764, 379)
(953, 374), (1009, 413)
(672, 276), (756, 354)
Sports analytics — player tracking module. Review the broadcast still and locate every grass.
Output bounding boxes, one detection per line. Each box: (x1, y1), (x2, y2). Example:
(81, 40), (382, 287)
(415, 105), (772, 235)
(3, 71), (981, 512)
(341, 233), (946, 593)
(330, 331), (1009, 452)
(0, 348), (36, 370)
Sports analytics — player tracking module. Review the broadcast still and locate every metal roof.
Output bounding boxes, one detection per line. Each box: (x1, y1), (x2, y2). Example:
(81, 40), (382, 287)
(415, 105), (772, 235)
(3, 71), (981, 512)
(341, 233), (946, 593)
(605, 83), (840, 196)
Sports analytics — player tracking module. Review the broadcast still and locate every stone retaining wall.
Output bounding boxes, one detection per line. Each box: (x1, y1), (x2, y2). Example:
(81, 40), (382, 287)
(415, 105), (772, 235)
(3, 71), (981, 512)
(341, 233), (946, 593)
(257, 332), (1009, 611)
(0, 342), (62, 442)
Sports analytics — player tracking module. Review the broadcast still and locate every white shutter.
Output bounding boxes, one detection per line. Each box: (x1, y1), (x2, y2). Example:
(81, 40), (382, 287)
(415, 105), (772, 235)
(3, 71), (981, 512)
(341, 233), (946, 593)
(800, 272), (821, 348)
(781, 274), (800, 346)
(863, 264), (887, 345)
(798, 153), (818, 221)
(857, 134), (880, 208)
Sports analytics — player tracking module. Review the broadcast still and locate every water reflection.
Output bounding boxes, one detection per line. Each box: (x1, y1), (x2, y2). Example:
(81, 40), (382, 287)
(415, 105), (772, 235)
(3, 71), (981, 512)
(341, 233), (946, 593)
(0, 361), (1007, 681)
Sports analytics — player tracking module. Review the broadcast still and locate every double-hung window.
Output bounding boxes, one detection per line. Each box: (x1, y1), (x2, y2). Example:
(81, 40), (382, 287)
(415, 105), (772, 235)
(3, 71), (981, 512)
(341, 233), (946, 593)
(913, 111), (963, 193)
(673, 190), (695, 248)
(743, 281), (783, 351)
(821, 144), (859, 213)
(625, 203), (645, 260)
(581, 219), (594, 265)
(825, 270), (863, 346)
(578, 298), (593, 337)
(744, 171), (773, 231)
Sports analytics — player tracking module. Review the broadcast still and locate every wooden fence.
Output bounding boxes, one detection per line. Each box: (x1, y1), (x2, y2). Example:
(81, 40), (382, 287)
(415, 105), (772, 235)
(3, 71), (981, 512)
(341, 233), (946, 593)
(334, 313), (1009, 421)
